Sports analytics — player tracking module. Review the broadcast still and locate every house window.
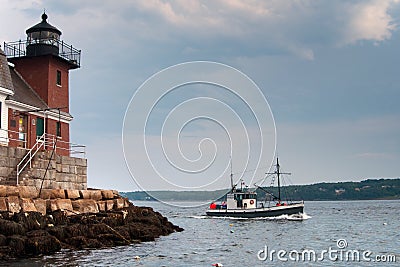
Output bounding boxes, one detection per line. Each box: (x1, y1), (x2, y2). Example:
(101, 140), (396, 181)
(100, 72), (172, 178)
(56, 70), (62, 86)
(56, 122), (61, 137)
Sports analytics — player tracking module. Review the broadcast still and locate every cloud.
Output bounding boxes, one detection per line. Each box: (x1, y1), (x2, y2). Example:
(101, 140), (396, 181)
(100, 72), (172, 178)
(1, 1), (399, 189)
(342, 0), (399, 45)
(132, 0), (400, 59)
(5, 0), (399, 61)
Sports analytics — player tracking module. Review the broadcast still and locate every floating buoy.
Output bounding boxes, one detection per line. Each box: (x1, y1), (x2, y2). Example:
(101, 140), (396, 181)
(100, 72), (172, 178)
(383, 222), (387, 225)
(134, 256), (140, 260)
(212, 263), (223, 267)
(229, 223), (233, 227)
(230, 230), (234, 233)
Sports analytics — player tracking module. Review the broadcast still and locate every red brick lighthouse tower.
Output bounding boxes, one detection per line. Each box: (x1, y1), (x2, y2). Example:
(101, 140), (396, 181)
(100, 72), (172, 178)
(3, 12), (81, 156)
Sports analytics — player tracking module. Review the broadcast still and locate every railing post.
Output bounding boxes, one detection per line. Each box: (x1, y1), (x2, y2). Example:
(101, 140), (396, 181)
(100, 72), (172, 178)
(16, 133), (47, 184)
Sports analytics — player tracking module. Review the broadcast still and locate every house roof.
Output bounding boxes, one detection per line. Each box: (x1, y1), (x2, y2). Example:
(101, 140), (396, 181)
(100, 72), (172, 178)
(0, 47), (14, 91)
(7, 67), (49, 109)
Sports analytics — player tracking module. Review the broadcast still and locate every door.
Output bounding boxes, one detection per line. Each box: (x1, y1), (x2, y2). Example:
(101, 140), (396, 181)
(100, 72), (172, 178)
(18, 115), (27, 148)
(36, 117), (44, 137)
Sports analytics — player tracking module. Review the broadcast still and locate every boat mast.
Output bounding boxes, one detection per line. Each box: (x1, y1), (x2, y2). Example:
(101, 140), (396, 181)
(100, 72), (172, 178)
(267, 157), (290, 202)
(276, 157), (281, 201)
(230, 156), (234, 192)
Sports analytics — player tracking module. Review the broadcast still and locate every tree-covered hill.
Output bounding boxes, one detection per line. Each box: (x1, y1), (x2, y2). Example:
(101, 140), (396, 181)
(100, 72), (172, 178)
(122, 178), (400, 202)
(256, 178), (400, 201)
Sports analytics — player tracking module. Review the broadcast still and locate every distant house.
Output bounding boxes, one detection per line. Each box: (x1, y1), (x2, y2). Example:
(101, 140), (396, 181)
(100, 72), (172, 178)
(335, 188), (346, 195)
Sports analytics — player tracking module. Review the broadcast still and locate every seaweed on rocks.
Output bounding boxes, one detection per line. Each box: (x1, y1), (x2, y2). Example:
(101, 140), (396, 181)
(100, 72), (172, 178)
(0, 202), (183, 260)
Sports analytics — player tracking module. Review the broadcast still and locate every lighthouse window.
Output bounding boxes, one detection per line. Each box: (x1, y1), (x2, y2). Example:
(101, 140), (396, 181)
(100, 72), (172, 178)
(56, 122), (61, 137)
(56, 70), (62, 86)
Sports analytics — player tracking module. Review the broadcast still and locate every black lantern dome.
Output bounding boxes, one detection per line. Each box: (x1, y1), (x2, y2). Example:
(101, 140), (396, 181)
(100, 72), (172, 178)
(26, 12), (62, 56)
(4, 12), (81, 68)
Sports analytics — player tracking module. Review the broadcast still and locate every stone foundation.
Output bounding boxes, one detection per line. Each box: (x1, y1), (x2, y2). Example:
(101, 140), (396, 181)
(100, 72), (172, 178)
(0, 146), (87, 190)
(0, 185), (127, 215)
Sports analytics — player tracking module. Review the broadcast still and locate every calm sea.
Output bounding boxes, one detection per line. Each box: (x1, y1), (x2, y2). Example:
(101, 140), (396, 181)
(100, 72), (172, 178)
(4, 200), (399, 266)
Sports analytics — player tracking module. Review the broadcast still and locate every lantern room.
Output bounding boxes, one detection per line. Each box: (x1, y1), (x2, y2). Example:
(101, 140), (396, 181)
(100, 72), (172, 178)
(26, 12), (62, 57)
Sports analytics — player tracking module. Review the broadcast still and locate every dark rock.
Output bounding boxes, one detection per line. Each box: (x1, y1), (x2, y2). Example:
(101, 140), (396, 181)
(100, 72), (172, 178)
(7, 235), (26, 256)
(47, 225), (67, 241)
(13, 212), (47, 231)
(0, 234), (6, 245)
(66, 236), (89, 249)
(0, 245), (12, 260)
(51, 210), (69, 225)
(141, 208), (149, 216)
(113, 226), (131, 241)
(25, 233), (61, 255)
(26, 230), (49, 238)
(0, 219), (25, 235)
(0, 201), (183, 259)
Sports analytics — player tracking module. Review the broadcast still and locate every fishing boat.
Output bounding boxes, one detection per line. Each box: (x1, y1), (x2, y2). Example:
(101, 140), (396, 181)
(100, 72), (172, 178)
(206, 157), (304, 218)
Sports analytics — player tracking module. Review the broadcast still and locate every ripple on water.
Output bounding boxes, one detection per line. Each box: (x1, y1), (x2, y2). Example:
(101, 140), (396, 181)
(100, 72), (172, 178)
(4, 200), (399, 266)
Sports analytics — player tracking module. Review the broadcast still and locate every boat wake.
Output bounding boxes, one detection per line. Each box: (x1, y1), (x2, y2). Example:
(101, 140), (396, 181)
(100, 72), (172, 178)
(188, 215), (209, 219)
(189, 213), (311, 221)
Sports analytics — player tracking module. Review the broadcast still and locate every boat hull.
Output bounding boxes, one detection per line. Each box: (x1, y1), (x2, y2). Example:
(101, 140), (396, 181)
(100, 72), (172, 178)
(206, 203), (304, 218)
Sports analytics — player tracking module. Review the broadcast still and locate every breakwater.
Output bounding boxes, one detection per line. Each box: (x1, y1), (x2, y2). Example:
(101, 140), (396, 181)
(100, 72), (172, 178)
(0, 186), (183, 259)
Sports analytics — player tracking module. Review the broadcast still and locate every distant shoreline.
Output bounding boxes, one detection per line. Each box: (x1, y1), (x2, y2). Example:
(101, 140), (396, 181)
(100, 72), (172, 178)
(129, 198), (400, 202)
(122, 178), (400, 202)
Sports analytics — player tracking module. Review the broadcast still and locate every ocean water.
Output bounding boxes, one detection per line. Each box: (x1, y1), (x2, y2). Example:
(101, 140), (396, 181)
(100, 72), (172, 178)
(4, 200), (399, 266)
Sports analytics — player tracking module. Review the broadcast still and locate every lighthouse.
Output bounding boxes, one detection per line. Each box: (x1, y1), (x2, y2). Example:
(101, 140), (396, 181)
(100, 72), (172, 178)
(3, 12), (82, 156)
(0, 12), (86, 189)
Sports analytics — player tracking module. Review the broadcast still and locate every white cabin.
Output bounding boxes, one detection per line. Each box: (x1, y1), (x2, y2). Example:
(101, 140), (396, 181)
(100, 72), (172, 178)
(226, 191), (257, 209)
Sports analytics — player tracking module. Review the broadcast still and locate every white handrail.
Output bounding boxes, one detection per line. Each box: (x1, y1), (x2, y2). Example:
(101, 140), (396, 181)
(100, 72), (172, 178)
(0, 128), (86, 158)
(43, 133), (86, 157)
(16, 133), (46, 185)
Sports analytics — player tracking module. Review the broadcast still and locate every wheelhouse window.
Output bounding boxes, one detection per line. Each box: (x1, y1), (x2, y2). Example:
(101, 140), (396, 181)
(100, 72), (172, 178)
(56, 70), (61, 86)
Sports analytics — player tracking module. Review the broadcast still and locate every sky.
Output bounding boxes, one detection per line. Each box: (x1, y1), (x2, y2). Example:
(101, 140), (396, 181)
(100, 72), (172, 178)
(1, 0), (399, 192)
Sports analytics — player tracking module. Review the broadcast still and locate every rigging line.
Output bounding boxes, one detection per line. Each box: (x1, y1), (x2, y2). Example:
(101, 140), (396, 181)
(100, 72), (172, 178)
(281, 176), (291, 203)
(253, 173), (275, 187)
(282, 173), (303, 201)
(231, 164), (277, 186)
(231, 166), (270, 176)
(285, 174), (295, 187)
